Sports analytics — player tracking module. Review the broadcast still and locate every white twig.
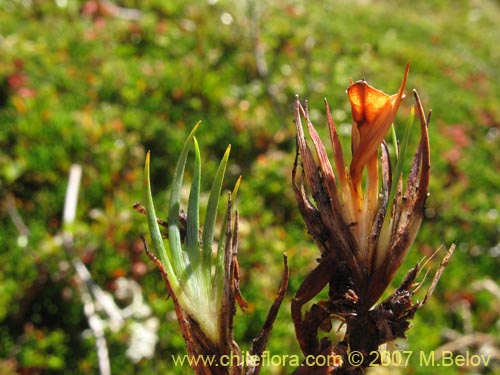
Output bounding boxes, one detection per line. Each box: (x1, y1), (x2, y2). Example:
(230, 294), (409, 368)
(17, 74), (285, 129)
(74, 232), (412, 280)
(2, 176), (30, 247)
(62, 164), (112, 375)
(73, 259), (124, 329)
(471, 279), (500, 301)
(5, 193), (30, 238)
(63, 164), (82, 225)
(62, 163), (159, 368)
(74, 266), (111, 375)
(435, 332), (500, 360)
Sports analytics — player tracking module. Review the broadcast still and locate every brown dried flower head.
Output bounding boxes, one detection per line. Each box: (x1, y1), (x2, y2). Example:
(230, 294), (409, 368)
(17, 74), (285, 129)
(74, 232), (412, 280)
(293, 63), (430, 313)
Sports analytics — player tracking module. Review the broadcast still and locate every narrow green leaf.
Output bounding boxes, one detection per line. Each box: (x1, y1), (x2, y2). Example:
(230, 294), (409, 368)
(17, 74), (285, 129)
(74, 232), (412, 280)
(215, 175), (242, 281)
(186, 136), (201, 268)
(144, 151), (178, 291)
(231, 175), (242, 202)
(169, 122), (201, 277)
(377, 109), (416, 264)
(390, 123), (398, 162)
(382, 108), (416, 237)
(389, 106), (415, 207)
(202, 145), (231, 277)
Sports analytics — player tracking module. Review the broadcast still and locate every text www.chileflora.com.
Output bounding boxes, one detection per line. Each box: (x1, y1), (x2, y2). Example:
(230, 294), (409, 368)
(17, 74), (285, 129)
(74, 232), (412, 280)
(171, 351), (342, 368)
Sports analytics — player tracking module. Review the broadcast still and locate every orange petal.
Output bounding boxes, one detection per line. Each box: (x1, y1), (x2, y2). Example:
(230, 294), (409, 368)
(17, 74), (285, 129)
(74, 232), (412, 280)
(348, 64), (409, 188)
(348, 81), (391, 129)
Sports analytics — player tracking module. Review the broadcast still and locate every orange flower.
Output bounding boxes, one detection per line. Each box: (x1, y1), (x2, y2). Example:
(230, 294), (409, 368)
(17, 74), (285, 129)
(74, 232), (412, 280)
(336, 65), (410, 255)
(348, 64), (409, 193)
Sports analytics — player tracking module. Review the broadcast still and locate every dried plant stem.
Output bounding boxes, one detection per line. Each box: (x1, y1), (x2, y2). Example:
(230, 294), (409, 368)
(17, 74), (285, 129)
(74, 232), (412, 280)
(72, 260), (112, 375)
(62, 164), (115, 375)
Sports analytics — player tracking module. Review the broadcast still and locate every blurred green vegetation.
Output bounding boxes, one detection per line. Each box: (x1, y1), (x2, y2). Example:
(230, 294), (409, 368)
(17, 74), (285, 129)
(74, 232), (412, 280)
(1, 0), (499, 374)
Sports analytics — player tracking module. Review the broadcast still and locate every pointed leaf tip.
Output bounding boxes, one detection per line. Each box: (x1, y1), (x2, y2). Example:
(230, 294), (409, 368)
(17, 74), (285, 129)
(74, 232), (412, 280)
(232, 175), (242, 202)
(202, 144), (232, 273)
